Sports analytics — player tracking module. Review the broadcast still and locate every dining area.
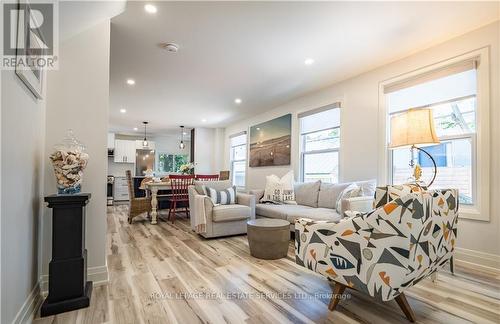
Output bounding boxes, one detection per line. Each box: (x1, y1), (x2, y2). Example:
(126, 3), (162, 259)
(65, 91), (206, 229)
(125, 170), (230, 224)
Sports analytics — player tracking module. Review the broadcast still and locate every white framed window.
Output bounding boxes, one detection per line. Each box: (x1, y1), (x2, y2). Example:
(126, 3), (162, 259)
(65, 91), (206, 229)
(230, 132), (247, 188)
(299, 104), (341, 183)
(380, 48), (490, 221)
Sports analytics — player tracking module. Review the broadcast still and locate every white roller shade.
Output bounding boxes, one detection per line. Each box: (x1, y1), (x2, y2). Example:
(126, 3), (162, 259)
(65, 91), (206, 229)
(387, 66), (477, 114)
(230, 132), (247, 146)
(229, 131), (246, 138)
(384, 59), (477, 94)
(299, 104), (341, 135)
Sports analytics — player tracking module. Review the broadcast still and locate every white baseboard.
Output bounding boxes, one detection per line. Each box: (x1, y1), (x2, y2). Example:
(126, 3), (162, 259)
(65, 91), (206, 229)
(88, 265), (110, 286)
(11, 282), (43, 324)
(39, 265), (109, 296)
(10, 265), (108, 323)
(455, 247), (500, 272)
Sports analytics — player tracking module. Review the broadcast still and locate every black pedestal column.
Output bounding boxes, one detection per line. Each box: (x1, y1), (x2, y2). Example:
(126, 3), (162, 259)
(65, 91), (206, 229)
(41, 193), (92, 317)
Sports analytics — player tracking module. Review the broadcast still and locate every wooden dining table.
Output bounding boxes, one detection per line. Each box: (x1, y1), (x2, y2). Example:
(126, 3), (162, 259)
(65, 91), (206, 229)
(140, 182), (172, 224)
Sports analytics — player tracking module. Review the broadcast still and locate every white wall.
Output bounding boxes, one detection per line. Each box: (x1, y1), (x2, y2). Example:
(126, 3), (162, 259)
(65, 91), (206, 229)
(42, 20), (111, 286)
(0, 70), (46, 323)
(212, 128), (226, 172)
(194, 128), (216, 174)
(224, 22), (500, 262)
(153, 135), (191, 164)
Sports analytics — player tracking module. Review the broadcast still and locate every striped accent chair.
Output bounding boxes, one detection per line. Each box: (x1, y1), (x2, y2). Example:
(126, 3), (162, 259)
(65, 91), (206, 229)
(295, 186), (459, 322)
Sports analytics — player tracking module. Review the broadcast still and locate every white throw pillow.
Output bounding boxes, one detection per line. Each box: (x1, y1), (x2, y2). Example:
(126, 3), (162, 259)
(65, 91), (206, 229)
(357, 179), (377, 196)
(261, 170), (296, 204)
(335, 183), (362, 215)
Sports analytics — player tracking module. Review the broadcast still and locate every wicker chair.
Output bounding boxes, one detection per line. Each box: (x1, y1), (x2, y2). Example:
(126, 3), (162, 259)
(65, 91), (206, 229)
(126, 170), (152, 224)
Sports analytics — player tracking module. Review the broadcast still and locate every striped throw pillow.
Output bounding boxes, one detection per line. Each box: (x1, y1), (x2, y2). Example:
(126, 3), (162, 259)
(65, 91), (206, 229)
(203, 185), (237, 205)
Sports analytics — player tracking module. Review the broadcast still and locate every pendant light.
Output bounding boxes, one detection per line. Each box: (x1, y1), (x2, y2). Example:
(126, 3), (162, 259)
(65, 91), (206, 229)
(142, 121), (149, 147)
(179, 125), (186, 149)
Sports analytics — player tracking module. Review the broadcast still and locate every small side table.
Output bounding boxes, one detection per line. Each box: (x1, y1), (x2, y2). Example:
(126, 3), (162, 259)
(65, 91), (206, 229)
(247, 218), (290, 259)
(41, 193), (92, 317)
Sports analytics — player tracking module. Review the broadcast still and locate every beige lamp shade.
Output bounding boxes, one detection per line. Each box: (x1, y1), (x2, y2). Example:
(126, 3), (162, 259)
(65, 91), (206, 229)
(389, 108), (440, 149)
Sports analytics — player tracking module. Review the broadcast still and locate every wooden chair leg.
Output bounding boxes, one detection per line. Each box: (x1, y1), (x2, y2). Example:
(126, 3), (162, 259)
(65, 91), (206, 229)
(449, 256), (455, 274)
(128, 210), (133, 224)
(167, 201), (173, 221)
(328, 283), (347, 311)
(395, 293), (416, 322)
(431, 272), (438, 282)
(171, 201), (177, 223)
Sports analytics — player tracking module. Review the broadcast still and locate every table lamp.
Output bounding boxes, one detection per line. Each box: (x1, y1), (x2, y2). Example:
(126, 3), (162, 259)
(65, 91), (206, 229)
(389, 108), (440, 187)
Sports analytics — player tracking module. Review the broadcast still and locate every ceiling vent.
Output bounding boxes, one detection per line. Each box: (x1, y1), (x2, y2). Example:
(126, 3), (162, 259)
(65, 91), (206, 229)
(158, 43), (179, 53)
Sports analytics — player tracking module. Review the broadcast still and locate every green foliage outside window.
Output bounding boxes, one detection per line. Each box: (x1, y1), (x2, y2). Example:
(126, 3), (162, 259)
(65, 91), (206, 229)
(158, 154), (188, 172)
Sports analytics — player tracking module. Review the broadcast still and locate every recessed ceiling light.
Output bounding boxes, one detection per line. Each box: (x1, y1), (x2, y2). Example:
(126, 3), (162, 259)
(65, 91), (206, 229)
(234, 98), (242, 104)
(120, 108), (126, 113)
(183, 132), (187, 135)
(201, 119), (207, 123)
(126, 79), (135, 85)
(304, 58), (315, 65)
(144, 4), (157, 14)
(133, 127), (138, 131)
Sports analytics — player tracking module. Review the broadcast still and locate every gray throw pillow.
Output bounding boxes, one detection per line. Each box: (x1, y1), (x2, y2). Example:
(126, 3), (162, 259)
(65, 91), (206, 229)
(294, 180), (321, 207)
(318, 182), (351, 209)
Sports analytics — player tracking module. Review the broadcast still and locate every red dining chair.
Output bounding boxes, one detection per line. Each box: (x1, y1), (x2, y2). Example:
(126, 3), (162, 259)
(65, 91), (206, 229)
(195, 174), (219, 181)
(167, 174), (195, 223)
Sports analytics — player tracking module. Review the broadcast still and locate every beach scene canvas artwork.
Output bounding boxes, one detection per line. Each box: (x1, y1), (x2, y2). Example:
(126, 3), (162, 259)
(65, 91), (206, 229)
(249, 114), (291, 167)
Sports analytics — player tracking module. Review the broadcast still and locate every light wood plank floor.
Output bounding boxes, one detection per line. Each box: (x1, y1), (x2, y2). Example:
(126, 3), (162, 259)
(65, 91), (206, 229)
(34, 205), (500, 323)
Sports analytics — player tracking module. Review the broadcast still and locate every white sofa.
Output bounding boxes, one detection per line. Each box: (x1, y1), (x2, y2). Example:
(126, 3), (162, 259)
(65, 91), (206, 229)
(251, 180), (375, 227)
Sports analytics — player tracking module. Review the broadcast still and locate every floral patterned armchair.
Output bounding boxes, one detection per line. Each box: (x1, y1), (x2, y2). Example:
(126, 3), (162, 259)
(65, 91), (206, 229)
(295, 185), (459, 322)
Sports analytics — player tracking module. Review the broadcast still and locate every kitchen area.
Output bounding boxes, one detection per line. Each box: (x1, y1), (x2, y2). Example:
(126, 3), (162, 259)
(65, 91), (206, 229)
(106, 130), (192, 206)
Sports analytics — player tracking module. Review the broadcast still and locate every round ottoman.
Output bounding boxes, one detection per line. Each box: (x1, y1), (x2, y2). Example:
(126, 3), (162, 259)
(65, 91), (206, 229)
(247, 218), (290, 259)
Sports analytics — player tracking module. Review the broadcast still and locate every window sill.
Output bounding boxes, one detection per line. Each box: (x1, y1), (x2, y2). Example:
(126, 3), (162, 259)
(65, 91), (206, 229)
(459, 207), (488, 221)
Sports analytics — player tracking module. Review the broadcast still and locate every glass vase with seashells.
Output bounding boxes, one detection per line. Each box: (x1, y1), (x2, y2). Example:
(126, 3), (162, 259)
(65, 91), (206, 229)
(49, 129), (89, 194)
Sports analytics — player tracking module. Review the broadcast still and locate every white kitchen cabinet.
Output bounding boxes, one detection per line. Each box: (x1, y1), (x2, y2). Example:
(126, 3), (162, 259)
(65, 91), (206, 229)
(114, 140), (136, 163)
(113, 140), (124, 163)
(125, 141), (136, 162)
(107, 133), (115, 149)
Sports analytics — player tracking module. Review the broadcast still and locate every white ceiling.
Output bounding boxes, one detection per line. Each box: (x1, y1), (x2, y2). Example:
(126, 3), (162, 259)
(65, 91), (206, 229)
(109, 1), (499, 135)
(59, 0), (126, 42)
